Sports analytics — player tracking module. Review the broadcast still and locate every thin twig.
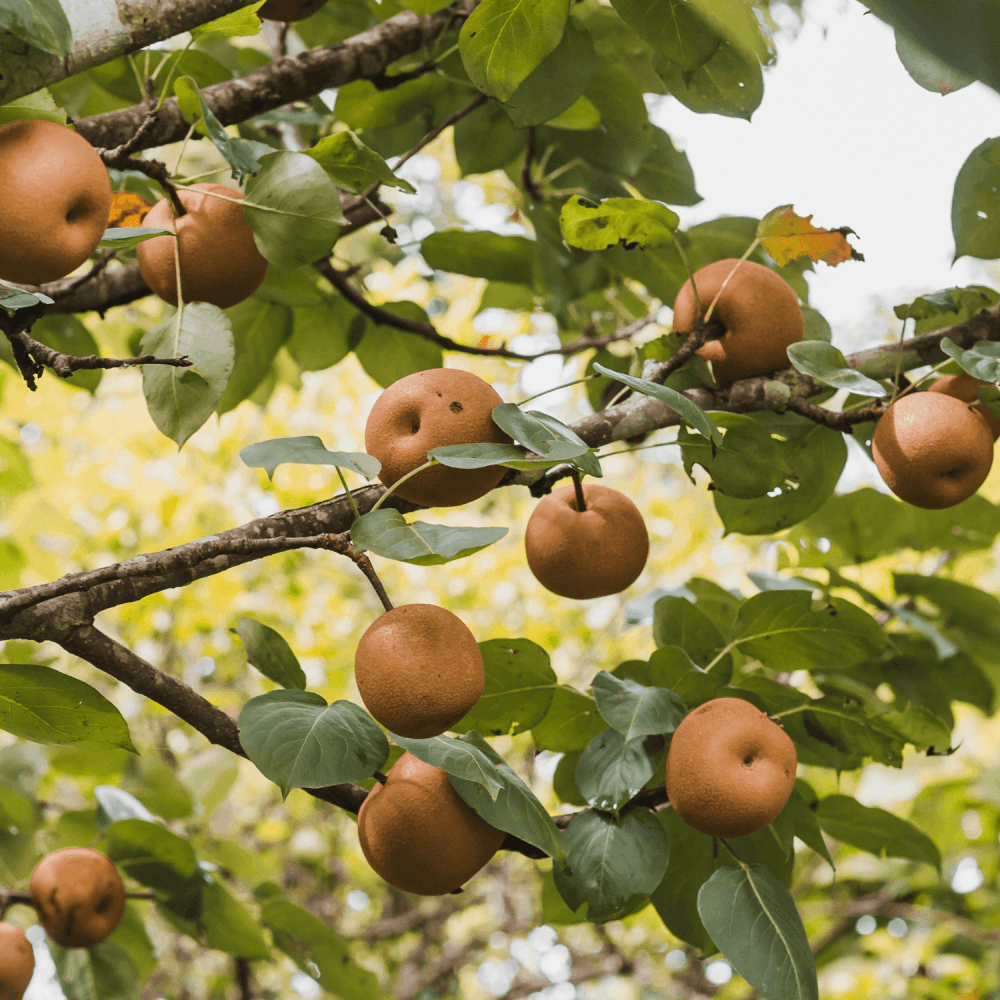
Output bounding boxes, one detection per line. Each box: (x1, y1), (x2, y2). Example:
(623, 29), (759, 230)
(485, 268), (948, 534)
(352, 551), (394, 612)
(521, 126), (543, 202)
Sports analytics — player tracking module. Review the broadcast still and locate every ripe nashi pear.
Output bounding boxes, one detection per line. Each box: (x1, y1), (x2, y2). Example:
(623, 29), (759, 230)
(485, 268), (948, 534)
(0, 923), (34, 1000)
(136, 183), (268, 309)
(672, 258), (803, 384)
(357, 752), (505, 895)
(364, 368), (512, 507)
(354, 603), (484, 738)
(665, 697), (797, 838)
(872, 391), (994, 509)
(0, 119), (112, 285)
(927, 373), (1000, 440)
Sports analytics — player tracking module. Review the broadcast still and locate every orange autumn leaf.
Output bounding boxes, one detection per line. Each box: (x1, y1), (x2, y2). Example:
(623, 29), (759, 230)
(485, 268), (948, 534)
(107, 191), (151, 228)
(757, 204), (863, 266)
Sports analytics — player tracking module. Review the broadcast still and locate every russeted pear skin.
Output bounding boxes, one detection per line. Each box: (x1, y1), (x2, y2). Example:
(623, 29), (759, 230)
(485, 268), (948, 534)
(354, 604), (485, 739)
(258, 0), (327, 18)
(0, 922), (34, 1000)
(927, 373), (1000, 440)
(29, 847), (126, 948)
(524, 484), (649, 599)
(136, 183), (268, 309)
(0, 119), (112, 285)
(364, 368), (512, 507)
(872, 392), (994, 509)
(665, 697), (797, 839)
(357, 752), (505, 895)
(672, 259), (803, 384)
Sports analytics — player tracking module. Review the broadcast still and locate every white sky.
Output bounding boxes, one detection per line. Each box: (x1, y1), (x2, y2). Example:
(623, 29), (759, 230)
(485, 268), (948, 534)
(650, 0), (1000, 355)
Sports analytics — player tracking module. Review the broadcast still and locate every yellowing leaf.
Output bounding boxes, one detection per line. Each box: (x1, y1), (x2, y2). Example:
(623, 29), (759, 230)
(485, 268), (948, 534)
(757, 204), (863, 266)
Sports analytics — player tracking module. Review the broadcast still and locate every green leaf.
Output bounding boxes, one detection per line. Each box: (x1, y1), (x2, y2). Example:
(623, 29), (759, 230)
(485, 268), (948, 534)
(140, 302), (235, 449)
(784, 785), (835, 870)
(238, 691), (389, 796)
(454, 99), (529, 175)
(677, 413), (792, 499)
(96, 226), (172, 249)
(243, 151), (343, 267)
(531, 686), (608, 752)
(429, 442), (532, 469)
(575, 728), (662, 811)
(622, 647), (718, 708)
(239, 435), (379, 480)
(334, 75), (461, 131)
(191, 1), (264, 38)
(0, 0), (71, 56)
(609, 0), (719, 73)
(714, 414), (847, 536)
(656, 38), (763, 120)
(201, 879), (271, 959)
(387, 732), (505, 798)
(952, 137), (1000, 261)
(447, 731), (567, 862)
(420, 229), (537, 285)
(786, 341), (888, 397)
(547, 94), (602, 130)
(490, 402), (590, 457)
(732, 591), (889, 671)
(591, 670), (686, 741)
(592, 363), (722, 443)
(502, 20), (596, 127)
(217, 299), (292, 415)
(553, 809), (668, 922)
(816, 794), (941, 871)
(0, 664), (136, 752)
(350, 508), (507, 565)
(105, 818), (199, 883)
(354, 307), (444, 386)
(451, 638), (558, 736)
(0, 89), (67, 126)
(262, 899), (380, 999)
(686, 0), (767, 61)
(940, 335), (1000, 381)
(234, 617), (306, 690)
(652, 596), (730, 676)
(630, 125), (702, 206)
(174, 76), (265, 182)
(459, 0), (571, 101)
(303, 131), (415, 193)
(287, 298), (355, 371)
(95, 786), (156, 826)
(29, 314), (103, 394)
(0, 285), (53, 312)
(894, 24), (974, 94)
(560, 196), (680, 251)
(552, 750), (586, 806)
(697, 865), (819, 1000)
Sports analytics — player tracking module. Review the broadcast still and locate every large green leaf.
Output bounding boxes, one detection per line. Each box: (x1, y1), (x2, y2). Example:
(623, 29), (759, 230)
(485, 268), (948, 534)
(714, 415), (847, 536)
(574, 728), (662, 811)
(387, 732), (506, 798)
(141, 303), (235, 449)
(552, 808), (668, 922)
(238, 691), (389, 796)
(614, 648), (718, 709)
(105, 818), (200, 886)
(590, 670), (686, 741)
(952, 137), (1000, 260)
(560, 196), (679, 251)
(454, 99), (528, 175)
(286, 299), (355, 371)
(451, 638), (558, 736)
(243, 151), (343, 267)
(656, 39), (763, 120)
(816, 794), (941, 872)
(304, 131), (415, 193)
(698, 865), (818, 1000)
(531, 686), (608, 752)
(262, 898), (380, 999)
(652, 596), (731, 677)
(459, 0), (571, 101)
(234, 618), (306, 690)
(732, 591), (889, 671)
(0, 0), (71, 56)
(354, 306), (444, 386)
(350, 509), (508, 565)
(217, 299), (292, 414)
(239, 435), (379, 480)
(0, 664), (136, 752)
(420, 230), (537, 285)
(201, 879), (270, 959)
(786, 341), (888, 397)
(609, 0), (719, 72)
(630, 125), (702, 206)
(502, 20), (595, 127)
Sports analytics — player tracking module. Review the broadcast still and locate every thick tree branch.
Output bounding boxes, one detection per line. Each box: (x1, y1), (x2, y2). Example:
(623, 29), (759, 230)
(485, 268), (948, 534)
(71, 1), (480, 153)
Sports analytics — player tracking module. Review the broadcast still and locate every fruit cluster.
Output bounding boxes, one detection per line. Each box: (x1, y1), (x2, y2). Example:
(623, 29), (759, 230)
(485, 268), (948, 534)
(0, 848), (126, 1000)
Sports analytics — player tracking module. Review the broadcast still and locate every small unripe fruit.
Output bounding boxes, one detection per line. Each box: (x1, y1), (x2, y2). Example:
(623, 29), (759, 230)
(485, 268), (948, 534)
(29, 847), (126, 948)
(0, 119), (112, 285)
(524, 483), (649, 599)
(355, 604), (484, 738)
(0, 922), (34, 1000)
(872, 392), (994, 509)
(665, 697), (797, 838)
(672, 259), (803, 384)
(136, 183), (268, 309)
(357, 752), (504, 895)
(364, 368), (512, 507)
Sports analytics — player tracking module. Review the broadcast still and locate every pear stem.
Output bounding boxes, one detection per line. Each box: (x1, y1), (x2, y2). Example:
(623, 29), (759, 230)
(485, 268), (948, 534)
(372, 770), (388, 785)
(569, 468), (587, 512)
(353, 551), (393, 612)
